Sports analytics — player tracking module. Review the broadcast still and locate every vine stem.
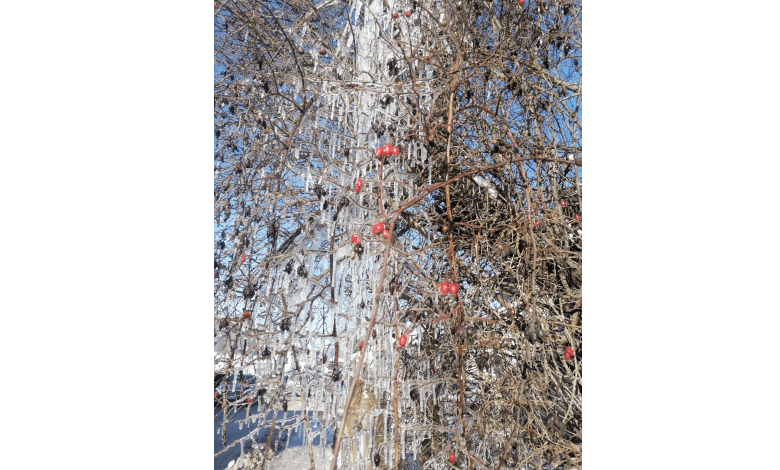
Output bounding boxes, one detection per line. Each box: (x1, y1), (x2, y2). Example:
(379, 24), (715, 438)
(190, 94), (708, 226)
(329, 212), (398, 470)
(443, 88), (468, 461)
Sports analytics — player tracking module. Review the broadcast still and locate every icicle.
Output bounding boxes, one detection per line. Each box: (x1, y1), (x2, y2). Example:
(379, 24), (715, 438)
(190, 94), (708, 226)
(412, 429), (417, 461)
(420, 385), (426, 422)
(400, 426), (405, 460)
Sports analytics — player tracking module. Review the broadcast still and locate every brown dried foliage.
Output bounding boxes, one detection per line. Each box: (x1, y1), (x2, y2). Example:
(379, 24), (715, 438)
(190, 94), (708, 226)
(214, 0), (581, 469)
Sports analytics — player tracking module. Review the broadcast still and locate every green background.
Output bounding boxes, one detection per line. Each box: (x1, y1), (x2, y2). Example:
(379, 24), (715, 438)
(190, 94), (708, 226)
(0, 1), (778, 470)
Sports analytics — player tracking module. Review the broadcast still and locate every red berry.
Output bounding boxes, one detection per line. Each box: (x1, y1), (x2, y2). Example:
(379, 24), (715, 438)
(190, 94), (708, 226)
(357, 178), (363, 187)
(356, 185), (361, 193)
(372, 222), (385, 235)
(561, 200), (565, 206)
(390, 145), (399, 156)
(359, 341), (364, 350)
(535, 220), (541, 227)
(376, 147), (383, 157)
(215, 392), (219, 398)
(393, 12), (399, 18)
(448, 282), (458, 295)
(384, 144), (392, 155)
(440, 281), (450, 294)
(565, 347), (574, 361)
(241, 254), (246, 263)
(247, 397), (252, 403)
(575, 214), (580, 222)
(382, 229), (389, 239)
(243, 311), (251, 318)
(405, 11), (411, 17)
(449, 452), (455, 464)
(351, 234), (359, 244)
(518, 0), (525, 4)
(399, 334), (407, 347)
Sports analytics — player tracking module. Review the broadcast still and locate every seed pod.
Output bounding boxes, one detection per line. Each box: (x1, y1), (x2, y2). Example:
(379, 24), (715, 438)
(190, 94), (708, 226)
(555, 416), (566, 435)
(526, 326), (537, 343)
(459, 326), (469, 342)
(545, 414), (555, 431)
(243, 283), (255, 299)
(535, 325), (545, 341)
(491, 353), (502, 368)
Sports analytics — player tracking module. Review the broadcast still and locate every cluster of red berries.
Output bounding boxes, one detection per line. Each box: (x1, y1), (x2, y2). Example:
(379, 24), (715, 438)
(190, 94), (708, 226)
(392, 11), (411, 18)
(350, 233), (361, 244)
(372, 222), (390, 239)
(564, 346), (574, 361)
(439, 280), (459, 296)
(355, 178), (363, 193)
(375, 144), (399, 157)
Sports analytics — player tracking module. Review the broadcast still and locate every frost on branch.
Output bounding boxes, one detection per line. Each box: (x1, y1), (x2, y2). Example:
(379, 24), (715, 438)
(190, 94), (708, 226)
(215, 0), (582, 469)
